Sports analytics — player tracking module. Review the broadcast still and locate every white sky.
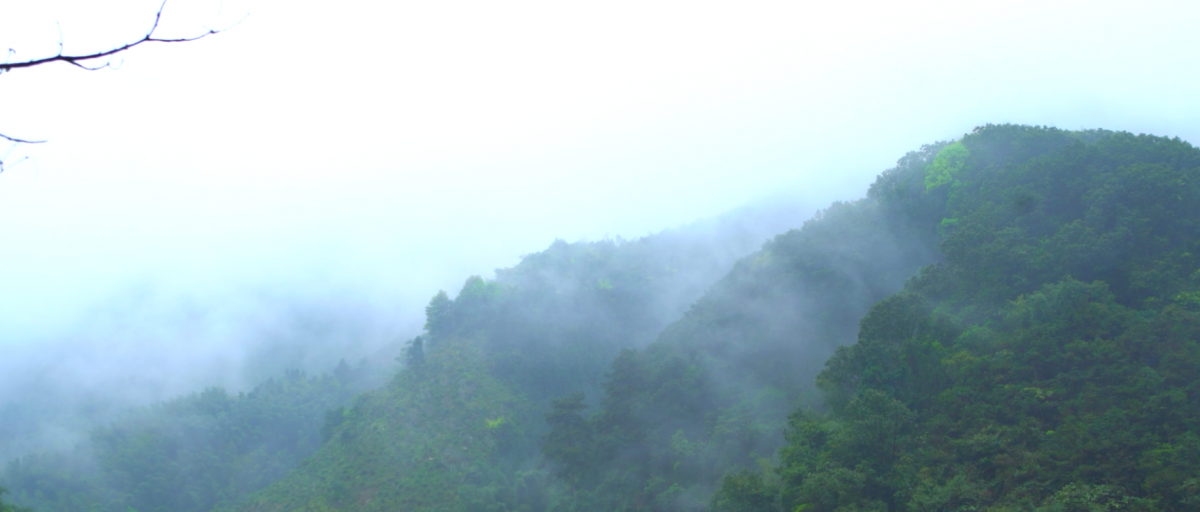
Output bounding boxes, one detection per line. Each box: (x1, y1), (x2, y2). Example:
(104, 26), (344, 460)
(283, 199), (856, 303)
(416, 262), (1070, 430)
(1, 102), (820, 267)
(1, 0), (1198, 349)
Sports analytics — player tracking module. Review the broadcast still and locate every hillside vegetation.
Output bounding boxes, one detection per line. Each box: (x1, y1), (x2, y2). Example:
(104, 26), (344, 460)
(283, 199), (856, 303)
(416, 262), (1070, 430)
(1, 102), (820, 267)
(710, 126), (1200, 511)
(5, 125), (1199, 512)
(1, 202), (799, 512)
(2, 365), (376, 512)
(230, 207), (807, 512)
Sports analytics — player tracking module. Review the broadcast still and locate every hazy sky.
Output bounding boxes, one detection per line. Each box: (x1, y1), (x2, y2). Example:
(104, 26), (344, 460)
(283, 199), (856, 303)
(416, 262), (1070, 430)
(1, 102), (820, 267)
(1, 0), (1198, 351)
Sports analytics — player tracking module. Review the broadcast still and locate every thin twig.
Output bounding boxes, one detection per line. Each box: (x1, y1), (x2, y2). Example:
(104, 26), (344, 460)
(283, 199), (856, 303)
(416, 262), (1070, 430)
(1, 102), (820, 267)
(0, 133), (46, 144)
(0, 0), (236, 163)
(0, 155), (31, 174)
(0, 0), (230, 74)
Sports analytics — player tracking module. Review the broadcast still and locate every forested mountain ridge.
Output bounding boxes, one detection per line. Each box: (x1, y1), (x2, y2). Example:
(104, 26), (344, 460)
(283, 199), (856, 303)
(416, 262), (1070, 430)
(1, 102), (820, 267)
(2, 365), (376, 512)
(6, 124), (1199, 512)
(228, 205), (809, 512)
(232, 135), (955, 511)
(711, 125), (1200, 511)
(538, 141), (951, 510)
(0, 200), (803, 512)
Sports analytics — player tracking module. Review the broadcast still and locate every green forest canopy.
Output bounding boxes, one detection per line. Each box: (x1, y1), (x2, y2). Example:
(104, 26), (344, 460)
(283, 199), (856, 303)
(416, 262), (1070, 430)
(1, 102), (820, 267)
(4, 125), (1199, 512)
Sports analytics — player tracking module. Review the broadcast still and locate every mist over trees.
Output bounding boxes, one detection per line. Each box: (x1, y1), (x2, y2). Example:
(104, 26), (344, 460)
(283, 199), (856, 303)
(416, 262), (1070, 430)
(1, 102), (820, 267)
(3, 125), (1200, 511)
(3, 1), (1197, 511)
(1, 200), (804, 512)
(710, 126), (1200, 511)
(231, 201), (811, 512)
(533, 142), (949, 509)
(3, 366), (375, 512)
(0, 290), (411, 465)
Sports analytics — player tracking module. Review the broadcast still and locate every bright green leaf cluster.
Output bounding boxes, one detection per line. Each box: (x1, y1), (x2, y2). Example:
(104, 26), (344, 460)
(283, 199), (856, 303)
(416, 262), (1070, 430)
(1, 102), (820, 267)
(924, 141), (969, 190)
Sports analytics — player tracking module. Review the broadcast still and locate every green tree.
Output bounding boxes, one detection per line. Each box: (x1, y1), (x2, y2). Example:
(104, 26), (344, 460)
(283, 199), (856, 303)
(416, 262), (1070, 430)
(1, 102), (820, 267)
(0, 486), (30, 512)
(542, 393), (593, 492)
(711, 470), (781, 512)
(924, 141), (969, 190)
(424, 291), (454, 336)
(404, 336), (426, 370)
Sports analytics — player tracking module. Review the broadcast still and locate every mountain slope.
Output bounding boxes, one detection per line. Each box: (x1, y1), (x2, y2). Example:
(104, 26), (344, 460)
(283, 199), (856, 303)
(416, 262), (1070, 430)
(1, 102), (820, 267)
(16, 124), (1198, 512)
(710, 126), (1200, 511)
(3, 366), (373, 512)
(236, 335), (526, 511)
(536, 140), (950, 510)
(225, 203), (810, 511)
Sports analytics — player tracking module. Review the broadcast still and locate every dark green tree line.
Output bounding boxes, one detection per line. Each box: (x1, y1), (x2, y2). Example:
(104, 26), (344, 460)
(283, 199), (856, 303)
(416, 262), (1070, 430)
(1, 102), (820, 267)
(714, 126), (1200, 511)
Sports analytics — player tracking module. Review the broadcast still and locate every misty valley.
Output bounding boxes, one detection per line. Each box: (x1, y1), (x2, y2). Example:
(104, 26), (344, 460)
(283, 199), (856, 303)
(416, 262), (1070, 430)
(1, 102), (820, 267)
(5, 124), (1200, 511)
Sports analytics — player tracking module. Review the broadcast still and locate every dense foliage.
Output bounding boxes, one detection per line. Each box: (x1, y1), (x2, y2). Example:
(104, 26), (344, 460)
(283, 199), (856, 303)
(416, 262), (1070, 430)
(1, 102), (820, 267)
(0, 486), (30, 512)
(8, 125), (1199, 512)
(713, 126), (1200, 511)
(535, 140), (950, 510)
(225, 204), (802, 511)
(2, 363), (372, 512)
(232, 334), (532, 511)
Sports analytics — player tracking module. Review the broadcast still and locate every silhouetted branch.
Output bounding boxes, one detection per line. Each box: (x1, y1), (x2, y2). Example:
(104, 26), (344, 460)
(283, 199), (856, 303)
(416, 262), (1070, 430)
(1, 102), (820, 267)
(0, 0), (227, 74)
(0, 134), (45, 173)
(0, 133), (46, 144)
(0, 0), (232, 172)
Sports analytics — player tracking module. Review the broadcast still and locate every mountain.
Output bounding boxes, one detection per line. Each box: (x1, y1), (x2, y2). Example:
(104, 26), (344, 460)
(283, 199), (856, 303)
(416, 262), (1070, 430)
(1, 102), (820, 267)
(2, 366), (374, 512)
(230, 136), (950, 512)
(1, 199), (806, 512)
(536, 139), (947, 510)
(253, 124), (1200, 512)
(228, 203), (810, 512)
(7, 124), (1199, 512)
(710, 125), (1200, 511)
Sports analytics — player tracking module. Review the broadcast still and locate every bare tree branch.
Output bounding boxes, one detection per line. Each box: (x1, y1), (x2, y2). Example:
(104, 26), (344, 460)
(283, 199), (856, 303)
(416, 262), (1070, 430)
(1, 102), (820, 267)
(1, 0), (233, 172)
(0, 133), (46, 144)
(0, 135), (45, 173)
(1, 0), (228, 74)
(0, 155), (31, 174)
